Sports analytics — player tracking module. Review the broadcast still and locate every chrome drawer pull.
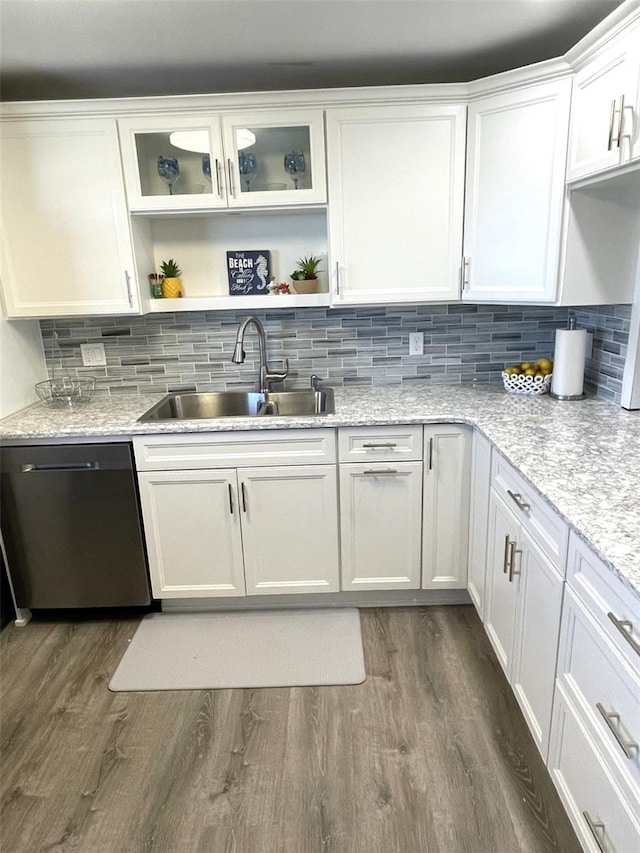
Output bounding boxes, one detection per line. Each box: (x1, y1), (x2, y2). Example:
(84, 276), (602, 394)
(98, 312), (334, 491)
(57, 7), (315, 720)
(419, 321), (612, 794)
(508, 541), (522, 583)
(608, 612), (640, 657)
(507, 489), (530, 512)
(596, 702), (639, 759)
(362, 442), (398, 449)
(582, 812), (607, 853)
(363, 469), (398, 475)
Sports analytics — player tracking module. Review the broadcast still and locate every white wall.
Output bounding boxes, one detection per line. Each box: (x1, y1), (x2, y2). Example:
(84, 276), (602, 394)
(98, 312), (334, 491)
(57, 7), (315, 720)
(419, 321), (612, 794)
(0, 308), (47, 418)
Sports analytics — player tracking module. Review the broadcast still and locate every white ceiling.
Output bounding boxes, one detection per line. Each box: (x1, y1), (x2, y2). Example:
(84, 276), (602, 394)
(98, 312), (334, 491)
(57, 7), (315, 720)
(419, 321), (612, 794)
(0, 0), (625, 102)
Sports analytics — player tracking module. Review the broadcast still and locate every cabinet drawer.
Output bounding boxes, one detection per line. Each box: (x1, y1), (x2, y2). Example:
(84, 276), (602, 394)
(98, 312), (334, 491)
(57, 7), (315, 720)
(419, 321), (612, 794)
(338, 425), (422, 463)
(550, 691), (640, 853)
(134, 429), (336, 470)
(491, 451), (568, 571)
(559, 587), (640, 794)
(567, 531), (640, 675)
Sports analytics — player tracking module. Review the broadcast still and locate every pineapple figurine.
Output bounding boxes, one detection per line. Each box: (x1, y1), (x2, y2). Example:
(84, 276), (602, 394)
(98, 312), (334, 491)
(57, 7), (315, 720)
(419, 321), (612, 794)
(160, 259), (183, 298)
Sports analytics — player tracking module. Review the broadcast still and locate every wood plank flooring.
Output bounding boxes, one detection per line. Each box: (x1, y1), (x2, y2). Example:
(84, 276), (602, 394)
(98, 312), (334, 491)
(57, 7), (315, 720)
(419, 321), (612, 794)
(0, 606), (581, 853)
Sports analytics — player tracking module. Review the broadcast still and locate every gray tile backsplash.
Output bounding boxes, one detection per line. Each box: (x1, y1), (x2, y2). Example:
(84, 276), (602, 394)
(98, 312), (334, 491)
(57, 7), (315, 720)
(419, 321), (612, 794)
(40, 302), (632, 404)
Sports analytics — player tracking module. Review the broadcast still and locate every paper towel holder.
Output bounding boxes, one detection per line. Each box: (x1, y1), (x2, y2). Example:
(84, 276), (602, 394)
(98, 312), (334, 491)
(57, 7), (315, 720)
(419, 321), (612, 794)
(550, 316), (587, 401)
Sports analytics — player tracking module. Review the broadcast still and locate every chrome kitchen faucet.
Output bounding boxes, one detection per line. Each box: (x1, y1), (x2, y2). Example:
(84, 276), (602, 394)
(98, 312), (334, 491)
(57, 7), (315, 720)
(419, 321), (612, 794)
(231, 315), (288, 394)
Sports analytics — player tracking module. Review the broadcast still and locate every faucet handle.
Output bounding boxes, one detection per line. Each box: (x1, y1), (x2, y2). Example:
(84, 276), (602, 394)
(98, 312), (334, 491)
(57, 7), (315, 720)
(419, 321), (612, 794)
(310, 374), (321, 391)
(265, 358), (288, 388)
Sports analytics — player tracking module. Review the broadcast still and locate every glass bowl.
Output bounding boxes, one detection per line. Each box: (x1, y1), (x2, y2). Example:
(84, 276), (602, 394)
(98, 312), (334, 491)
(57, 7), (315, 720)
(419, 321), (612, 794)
(35, 377), (97, 408)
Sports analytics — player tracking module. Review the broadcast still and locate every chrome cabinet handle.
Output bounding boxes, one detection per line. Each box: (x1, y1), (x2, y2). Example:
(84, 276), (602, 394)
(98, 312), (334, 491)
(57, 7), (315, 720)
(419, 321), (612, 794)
(215, 158), (223, 198)
(582, 812), (607, 853)
(596, 702), (639, 760)
(607, 98), (617, 151)
(507, 489), (530, 512)
(335, 261), (341, 296)
(508, 541), (522, 582)
(428, 437), (434, 470)
(503, 534), (511, 574)
(608, 612), (640, 657)
(125, 270), (133, 307)
(616, 93), (626, 147)
(363, 468), (399, 475)
(227, 158), (236, 197)
(461, 256), (470, 290)
(228, 483), (234, 515)
(241, 482), (247, 512)
(362, 442), (398, 449)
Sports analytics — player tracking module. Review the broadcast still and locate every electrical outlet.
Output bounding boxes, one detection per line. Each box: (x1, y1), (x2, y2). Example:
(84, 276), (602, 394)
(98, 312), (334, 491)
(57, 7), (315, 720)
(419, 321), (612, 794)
(81, 343), (107, 367)
(409, 332), (424, 356)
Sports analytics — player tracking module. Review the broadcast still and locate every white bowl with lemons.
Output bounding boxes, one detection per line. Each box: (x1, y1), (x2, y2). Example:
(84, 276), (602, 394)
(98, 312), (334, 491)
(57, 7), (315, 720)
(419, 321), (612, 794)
(502, 358), (553, 395)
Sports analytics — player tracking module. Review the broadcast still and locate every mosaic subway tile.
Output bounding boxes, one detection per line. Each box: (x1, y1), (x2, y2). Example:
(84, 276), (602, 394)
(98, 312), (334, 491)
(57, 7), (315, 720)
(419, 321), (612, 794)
(39, 302), (632, 404)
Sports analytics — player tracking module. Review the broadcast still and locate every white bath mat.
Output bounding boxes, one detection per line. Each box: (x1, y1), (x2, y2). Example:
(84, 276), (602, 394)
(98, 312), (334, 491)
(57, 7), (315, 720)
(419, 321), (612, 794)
(109, 608), (366, 691)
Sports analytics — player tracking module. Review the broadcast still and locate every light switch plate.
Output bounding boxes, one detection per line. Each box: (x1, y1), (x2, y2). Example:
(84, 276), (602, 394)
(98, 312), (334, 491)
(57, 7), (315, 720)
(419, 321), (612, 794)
(409, 332), (424, 356)
(81, 343), (107, 367)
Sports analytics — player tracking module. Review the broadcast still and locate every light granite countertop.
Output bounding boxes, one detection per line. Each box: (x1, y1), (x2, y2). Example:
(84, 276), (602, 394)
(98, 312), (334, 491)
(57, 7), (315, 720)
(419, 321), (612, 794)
(1, 383), (639, 603)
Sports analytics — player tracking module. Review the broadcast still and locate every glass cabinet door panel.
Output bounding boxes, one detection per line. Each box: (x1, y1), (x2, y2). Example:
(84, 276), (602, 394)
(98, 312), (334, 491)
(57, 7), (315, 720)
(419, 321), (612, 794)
(118, 117), (225, 211)
(234, 126), (311, 194)
(223, 110), (327, 207)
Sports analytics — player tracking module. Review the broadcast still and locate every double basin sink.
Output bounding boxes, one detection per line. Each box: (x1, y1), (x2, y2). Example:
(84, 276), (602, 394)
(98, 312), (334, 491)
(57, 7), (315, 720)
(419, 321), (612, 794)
(138, 388), (335, 422)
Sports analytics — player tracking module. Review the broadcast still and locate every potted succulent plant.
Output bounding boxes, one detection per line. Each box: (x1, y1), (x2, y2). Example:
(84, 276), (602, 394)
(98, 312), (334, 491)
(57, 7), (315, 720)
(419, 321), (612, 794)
(290, 255), (322, 294)
(159, 259), (183, 298)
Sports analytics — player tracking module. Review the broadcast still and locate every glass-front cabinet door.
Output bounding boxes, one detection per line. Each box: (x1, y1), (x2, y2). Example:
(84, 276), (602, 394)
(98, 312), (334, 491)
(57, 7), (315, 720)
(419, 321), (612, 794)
(118, 115), (227, 211)
(118, 110), (326, 212)
(220, 109), (327, 207)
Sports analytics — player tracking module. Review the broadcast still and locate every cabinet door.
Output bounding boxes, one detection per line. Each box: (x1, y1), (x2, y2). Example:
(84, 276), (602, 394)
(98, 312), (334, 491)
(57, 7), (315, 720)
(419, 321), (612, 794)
(118, 115), (227, 212)
(567, 24), (640, 181)
(462, 79), (571, 303)
(326, 104), (465, 304)
(0, 118), (138, 317)
(240, 465), (339, 595)
(221, 110), (327, 207)
(421, 426), (471, 589)
(137, 469), (246, 598)
(467, 429), (492, 616)
(511, 529), (564, 759)
(339, 462), (423, 591)
(484, 491), (521, 673)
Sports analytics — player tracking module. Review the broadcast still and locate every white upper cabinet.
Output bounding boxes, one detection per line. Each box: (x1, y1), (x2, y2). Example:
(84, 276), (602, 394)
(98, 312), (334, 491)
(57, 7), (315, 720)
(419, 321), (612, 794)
(118, 109), (327, 212)
(462, 78), (571, 304)
(0, 118), (139, 318)
(326, 103), (466, 304)
(567, 20), (640, 182)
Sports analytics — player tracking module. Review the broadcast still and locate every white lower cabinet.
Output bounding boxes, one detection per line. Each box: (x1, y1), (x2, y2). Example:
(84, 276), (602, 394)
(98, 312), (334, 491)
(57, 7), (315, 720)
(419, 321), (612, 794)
(240, 465), (339, 595)
(339, 462), (423, 591)
(338, 425), (423, 591)
(549, 691), (640, 853)
(421, 425), (471, 589)
(548, 532), (640, 851)
(466, 429), (492, 615)
(137, 468), (246, 597)
(134, 430), (339, 599)
(485, 470), (567, 758)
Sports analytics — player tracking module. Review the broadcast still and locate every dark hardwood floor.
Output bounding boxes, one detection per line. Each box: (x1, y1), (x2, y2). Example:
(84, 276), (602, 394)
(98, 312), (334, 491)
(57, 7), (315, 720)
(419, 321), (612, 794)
(0, 606), (580, 853)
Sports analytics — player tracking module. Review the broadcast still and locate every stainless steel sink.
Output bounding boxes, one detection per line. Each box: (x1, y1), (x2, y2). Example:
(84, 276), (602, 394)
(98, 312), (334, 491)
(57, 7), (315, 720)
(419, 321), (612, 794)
(138, 388), (335, 422)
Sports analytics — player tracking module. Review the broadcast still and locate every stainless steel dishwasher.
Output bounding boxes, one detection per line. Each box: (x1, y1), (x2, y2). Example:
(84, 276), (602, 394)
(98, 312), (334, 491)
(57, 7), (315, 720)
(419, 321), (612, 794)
(0, 443), (151, 609)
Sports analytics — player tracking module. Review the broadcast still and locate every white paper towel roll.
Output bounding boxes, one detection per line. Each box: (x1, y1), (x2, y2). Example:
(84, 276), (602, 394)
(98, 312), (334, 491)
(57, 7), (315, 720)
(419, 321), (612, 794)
(551, 327), (587, 398)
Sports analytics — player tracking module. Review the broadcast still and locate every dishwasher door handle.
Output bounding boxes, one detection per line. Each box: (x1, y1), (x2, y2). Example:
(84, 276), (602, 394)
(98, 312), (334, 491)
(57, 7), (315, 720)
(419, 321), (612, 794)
(20, 462), (101, 472)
